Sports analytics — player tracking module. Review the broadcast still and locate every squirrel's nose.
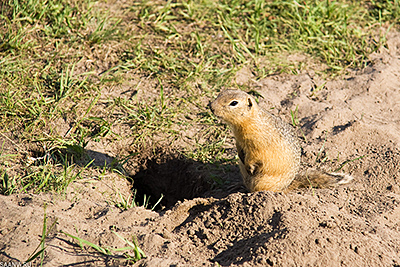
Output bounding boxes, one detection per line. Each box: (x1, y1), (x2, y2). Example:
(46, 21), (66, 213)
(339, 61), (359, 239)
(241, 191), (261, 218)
(208, 102), (213, 112)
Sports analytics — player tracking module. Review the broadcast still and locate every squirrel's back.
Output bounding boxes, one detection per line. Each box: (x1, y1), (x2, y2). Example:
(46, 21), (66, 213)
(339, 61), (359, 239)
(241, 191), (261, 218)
(210, 89), (353, 192)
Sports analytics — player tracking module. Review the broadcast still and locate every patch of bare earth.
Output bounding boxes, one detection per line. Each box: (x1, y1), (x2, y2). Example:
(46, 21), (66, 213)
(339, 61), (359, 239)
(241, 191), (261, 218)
(1, 33), (400, 266)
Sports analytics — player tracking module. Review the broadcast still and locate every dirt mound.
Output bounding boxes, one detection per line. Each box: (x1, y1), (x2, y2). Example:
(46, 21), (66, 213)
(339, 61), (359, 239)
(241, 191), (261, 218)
(154, 191), (400, 266)
(1, 33), (400, 266)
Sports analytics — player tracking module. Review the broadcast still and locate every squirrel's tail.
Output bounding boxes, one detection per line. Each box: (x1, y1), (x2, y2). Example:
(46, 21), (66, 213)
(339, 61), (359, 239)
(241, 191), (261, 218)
(287, 170), (353, 191)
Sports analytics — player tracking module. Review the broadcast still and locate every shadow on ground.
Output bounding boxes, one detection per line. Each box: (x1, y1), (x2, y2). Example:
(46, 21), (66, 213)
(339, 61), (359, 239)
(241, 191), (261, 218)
(129, 153), (245, 209)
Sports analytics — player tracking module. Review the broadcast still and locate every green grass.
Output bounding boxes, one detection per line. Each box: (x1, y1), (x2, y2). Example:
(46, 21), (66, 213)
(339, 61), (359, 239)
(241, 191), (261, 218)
(62, 229), (145, 263)
(25, 204), (58, 266)
(114, 189), (164, 211)
(0, 0), (399, 195)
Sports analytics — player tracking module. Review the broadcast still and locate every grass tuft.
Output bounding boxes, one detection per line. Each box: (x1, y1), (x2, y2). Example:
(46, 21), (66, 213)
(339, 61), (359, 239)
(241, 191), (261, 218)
(62, 229), (146, 263)
(25, 204), (58, 265)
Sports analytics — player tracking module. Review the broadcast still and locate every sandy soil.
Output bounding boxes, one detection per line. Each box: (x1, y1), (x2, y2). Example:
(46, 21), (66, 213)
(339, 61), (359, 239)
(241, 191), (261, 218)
(1, 33), (400, 266)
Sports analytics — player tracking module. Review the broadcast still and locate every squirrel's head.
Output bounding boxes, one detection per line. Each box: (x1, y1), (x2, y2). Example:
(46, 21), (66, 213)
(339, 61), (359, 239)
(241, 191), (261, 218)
(210, 89), (259, 126)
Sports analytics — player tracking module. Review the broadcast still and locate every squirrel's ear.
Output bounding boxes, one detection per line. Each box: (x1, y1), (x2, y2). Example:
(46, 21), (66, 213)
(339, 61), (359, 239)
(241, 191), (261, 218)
(247, 97), (253, 108)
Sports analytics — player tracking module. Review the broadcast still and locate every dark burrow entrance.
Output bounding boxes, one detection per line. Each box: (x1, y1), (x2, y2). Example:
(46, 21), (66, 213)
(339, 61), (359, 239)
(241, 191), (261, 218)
(129, 153), (244, 210)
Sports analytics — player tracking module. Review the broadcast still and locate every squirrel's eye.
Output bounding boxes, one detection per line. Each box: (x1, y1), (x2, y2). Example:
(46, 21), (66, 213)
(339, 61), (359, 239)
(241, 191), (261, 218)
(229, 101), (238, 106)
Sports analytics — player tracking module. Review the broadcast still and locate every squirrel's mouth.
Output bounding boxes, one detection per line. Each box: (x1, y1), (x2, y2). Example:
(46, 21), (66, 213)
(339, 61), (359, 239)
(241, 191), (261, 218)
(210, 108), (223, 119)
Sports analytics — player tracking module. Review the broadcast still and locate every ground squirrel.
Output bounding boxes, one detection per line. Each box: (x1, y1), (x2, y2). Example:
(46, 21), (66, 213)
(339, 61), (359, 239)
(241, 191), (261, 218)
(210, 89), (353, 192)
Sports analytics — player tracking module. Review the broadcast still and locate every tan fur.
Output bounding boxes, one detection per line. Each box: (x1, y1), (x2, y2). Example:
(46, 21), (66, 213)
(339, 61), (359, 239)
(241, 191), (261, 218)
(210, 89), (353, 192)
